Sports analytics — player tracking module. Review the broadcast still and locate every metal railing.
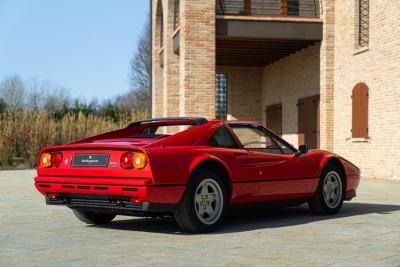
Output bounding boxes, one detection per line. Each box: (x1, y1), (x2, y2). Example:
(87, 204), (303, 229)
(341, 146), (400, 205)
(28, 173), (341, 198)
(216, 0), (320, 18)
(358, 0), (369, 47)
(174, 0), (180, 30)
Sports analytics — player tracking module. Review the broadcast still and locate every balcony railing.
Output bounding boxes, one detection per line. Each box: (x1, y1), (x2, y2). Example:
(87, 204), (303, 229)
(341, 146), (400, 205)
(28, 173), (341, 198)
(216, 0), (320, 18)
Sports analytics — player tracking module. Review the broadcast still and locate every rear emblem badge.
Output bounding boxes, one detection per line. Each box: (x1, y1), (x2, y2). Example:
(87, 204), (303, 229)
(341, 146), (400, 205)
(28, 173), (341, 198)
(110, 161), (117, 168)
(64, 158), (69, 166)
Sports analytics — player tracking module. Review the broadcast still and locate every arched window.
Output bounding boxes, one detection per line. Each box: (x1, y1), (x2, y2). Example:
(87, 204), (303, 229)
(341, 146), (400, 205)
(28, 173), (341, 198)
(352, 83), (369, 138)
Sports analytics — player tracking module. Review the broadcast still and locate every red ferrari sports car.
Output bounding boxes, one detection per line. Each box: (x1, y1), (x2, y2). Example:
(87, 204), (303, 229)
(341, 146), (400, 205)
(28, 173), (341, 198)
(34, 117), (360, 232)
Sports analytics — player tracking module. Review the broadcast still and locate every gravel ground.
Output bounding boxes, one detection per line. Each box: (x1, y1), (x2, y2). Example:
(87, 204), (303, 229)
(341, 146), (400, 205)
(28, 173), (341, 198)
(0, 170), (399, 267)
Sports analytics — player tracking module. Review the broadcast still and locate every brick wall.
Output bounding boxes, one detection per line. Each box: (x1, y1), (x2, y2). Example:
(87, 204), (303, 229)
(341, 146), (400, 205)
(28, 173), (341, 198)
(165, 0), (180, 118)
(217, 66), (262, 121)
(319, 0), (336, 152)
(260, 44), (320, 147)
(152, 0), (216, 119)
(151, 0), (165, 118)
(180, 0), (216, 119)
(333, 0), (400, 180)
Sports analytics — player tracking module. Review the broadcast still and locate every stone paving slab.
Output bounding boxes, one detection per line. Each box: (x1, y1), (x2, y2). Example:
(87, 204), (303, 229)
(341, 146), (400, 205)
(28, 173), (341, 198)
(0, 170), (399, 267)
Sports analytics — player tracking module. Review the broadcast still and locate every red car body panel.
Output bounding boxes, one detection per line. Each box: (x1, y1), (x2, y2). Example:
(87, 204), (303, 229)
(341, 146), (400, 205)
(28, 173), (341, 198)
(34, 118), (360, 213)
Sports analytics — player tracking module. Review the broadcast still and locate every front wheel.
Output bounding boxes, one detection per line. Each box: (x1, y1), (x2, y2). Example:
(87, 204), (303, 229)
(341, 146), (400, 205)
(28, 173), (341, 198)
(308, 163), (344, 215)
(72, 209), (116, 225)
(173, 169), (228, 233)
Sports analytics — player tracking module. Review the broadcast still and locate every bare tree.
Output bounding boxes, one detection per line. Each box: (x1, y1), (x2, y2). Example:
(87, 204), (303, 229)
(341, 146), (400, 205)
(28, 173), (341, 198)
(0, 75), (26, 111)
(117, 19), (151, 115)
(130, 19), (151, 109)
(25, 78), (71, 112)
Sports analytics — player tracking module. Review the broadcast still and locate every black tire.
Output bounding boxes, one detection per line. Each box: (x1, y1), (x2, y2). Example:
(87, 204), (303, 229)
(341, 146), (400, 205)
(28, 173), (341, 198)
(308, 163), (345, 215)
(173, 169), (228, 233)
(72, 209), (116, 225)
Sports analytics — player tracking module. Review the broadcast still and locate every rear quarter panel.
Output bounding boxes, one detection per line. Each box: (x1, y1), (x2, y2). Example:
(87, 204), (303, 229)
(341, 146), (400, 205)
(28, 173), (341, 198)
(338, 157), (361, 195)
(146, 146), (237, 185)
(313, 150), (361, 194)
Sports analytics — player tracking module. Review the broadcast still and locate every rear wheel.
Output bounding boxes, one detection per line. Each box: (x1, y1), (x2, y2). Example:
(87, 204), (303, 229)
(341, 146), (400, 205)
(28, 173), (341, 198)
(173, 169), (228, 233)
(72, 209), (116, 225)
(308, 163), (344, 215)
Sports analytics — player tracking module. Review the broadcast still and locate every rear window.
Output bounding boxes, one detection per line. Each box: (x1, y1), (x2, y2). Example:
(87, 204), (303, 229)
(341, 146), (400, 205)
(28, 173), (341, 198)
(140, 125), (193, 136)
(208, 126), (238, 148)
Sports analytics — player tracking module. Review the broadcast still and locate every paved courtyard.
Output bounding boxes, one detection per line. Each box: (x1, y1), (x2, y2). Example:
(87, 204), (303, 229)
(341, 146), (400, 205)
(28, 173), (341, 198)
(0, 170), (399, 267)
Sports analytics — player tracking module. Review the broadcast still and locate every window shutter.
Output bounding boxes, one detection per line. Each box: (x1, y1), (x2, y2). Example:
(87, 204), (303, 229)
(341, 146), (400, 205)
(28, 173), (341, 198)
(297, 99), (305, 145)
(265, 103), (282, 136)
(352, 83), (369, 138)
(297, 95), (319, 149)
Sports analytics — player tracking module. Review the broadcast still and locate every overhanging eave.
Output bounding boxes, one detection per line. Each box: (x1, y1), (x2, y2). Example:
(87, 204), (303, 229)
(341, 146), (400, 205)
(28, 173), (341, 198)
(216, 18), (323, 66)
(216, 18), (323, 41)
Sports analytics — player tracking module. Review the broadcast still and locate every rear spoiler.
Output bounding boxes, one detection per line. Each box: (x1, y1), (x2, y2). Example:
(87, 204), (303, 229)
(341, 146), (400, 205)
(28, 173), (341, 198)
(127, 117), (208, 127)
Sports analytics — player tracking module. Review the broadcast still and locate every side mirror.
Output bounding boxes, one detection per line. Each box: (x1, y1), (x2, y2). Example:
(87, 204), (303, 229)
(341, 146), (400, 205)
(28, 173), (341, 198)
(298, 145), (309, 155)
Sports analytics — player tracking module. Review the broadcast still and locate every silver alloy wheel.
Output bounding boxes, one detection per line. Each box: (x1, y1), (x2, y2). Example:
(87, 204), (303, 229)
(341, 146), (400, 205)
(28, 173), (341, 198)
(322, 171), (343, 208)
(194, 178), (224, 225)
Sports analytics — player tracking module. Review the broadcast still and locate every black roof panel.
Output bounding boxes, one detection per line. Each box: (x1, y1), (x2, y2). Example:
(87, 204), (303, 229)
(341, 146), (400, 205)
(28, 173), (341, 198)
(127, 117), (208, 127)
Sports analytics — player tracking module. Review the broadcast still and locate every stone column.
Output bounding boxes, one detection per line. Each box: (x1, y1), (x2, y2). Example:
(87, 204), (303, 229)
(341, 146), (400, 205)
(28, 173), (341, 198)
(179, 0), (216, 119)
(319, 0), (335, 151)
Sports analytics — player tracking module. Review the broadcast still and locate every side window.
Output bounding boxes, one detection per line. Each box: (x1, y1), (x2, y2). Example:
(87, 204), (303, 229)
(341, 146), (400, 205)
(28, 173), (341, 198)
(229, 125), (282, 154)
(208, 126), (238, 148)
(271, 136), (294, 154)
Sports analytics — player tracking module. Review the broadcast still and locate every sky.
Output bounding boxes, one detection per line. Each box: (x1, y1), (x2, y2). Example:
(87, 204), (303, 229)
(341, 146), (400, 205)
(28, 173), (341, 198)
(0, 0), (149, 101)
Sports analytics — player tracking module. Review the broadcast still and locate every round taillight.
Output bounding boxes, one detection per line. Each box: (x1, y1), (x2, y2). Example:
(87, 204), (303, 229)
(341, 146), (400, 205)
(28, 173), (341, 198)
(39, 153), (52, 168)
(120, 152), (133, 169)
(132, 152), (147, 169)
(50, 151), (63, 167)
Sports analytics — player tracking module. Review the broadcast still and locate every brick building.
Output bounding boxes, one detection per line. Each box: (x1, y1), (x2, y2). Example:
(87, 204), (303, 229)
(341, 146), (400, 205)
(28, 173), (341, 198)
(151, 0), (400, 180)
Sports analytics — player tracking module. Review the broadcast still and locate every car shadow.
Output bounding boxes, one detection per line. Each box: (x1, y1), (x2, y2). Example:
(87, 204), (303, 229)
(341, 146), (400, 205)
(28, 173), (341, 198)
(90, 202), (400, 235)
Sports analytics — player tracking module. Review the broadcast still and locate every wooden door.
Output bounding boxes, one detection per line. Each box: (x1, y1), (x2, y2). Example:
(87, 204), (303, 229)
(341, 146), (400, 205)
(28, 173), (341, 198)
(298, 95), (320, 149)
(265, 103), (282, 136)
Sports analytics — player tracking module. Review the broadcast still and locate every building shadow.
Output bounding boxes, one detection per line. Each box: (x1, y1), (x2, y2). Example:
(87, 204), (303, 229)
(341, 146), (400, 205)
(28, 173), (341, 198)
(90, 202), (400, 235)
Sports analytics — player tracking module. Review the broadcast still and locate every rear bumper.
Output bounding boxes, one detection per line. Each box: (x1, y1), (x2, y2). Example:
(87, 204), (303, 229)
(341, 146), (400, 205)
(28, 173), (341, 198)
(34, 176), (185, 213)
(46, 193), (175, 215)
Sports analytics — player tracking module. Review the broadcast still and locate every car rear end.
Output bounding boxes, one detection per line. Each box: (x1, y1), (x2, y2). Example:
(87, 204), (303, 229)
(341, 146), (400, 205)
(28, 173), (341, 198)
(34, 143), (184, 216)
